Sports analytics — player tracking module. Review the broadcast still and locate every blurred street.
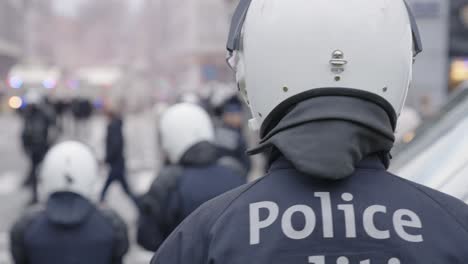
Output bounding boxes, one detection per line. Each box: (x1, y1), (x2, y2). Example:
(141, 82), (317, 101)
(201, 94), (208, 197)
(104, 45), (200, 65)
(0, 0), (466, 263)
(0, 112), (157, 264)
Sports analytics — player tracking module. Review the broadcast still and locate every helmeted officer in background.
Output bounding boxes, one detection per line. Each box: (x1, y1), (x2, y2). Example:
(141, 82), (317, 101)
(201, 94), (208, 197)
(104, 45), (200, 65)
(137, 103), (245, 252)
(21, 91), (55, 204)
(70, 97), (94, 141)
(211, 85), (252, 178)
(151, 1), (468, 263)
(10, 141), (129, 264)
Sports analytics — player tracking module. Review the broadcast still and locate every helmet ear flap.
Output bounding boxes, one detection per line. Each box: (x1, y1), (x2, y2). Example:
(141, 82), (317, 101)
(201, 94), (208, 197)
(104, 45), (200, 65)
(235, 54), (249, 106)
(234, 54), (261, 131)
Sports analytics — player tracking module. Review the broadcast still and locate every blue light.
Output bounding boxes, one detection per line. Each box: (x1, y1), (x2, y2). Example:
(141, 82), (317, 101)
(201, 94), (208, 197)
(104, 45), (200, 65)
(93, 99), (104, 109)
(8, 76), (23, 89)
(42, 79), (57, 89)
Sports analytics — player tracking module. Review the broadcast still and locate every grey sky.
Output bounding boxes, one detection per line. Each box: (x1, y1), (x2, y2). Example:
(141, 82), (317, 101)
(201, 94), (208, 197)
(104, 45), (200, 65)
(53, 0), (144, 17)
(53, 0), (86, 16)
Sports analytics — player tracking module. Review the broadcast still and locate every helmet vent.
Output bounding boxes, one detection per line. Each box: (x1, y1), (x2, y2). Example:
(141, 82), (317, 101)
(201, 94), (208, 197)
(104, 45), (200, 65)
(330, 50), (347, 75)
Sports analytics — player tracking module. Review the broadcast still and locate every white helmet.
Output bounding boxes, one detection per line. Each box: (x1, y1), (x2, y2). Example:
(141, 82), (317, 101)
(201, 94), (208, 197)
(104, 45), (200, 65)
(180, 93), (200, 105)
(226, 0), (423, 132)
(209, 83), (237, 110)
(159, 103), (215, 164)
(40, 141), (98, 198)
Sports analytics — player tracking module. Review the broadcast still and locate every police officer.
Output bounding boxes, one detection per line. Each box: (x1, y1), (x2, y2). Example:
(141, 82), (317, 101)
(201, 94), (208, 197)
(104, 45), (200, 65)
(150, 1), (468, 263)
(137, 103), (245, 251)
(21, 91), (55, 204)
(211, 85), (252, 177)
(10, 141), (129, 264)
(71, 97), (93, 141)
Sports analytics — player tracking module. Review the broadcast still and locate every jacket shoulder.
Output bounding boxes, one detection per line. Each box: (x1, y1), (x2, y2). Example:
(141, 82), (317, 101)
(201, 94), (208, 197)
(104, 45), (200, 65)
(10, 205), (45, 264)
(176, 176), (262, 231)
(149, 166), (183, 193)
(11, 205), (44, 234)
(395, 175), (468, 234)
(142, 166), (183, 213)
(100, 207), (127, 230)
(150, 180), (259, 263)
(99, 207), (129, 259)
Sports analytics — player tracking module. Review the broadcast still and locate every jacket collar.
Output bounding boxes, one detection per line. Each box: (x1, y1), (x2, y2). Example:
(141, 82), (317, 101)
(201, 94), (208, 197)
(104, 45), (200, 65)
(270, 154), (386, 173)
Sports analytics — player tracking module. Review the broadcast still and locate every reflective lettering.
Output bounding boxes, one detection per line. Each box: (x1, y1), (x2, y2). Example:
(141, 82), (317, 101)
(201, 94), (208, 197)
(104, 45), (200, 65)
(363, 205), (390, 239)
(338, 193), (356, 238)
(315, 192), (334, 238)
(308, 256), (325, 264)
(282, 205), (316, 240)
(249, 201), (279, 245)
(393, 209), (424, 242)
(249, 194), (424, 245)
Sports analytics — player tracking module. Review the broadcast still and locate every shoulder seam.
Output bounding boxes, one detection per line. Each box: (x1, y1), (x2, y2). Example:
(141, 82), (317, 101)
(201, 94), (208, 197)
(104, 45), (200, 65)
(152, 175), (270, 264)
(392, 175), (468, 235)
(208, 174), (270, 234)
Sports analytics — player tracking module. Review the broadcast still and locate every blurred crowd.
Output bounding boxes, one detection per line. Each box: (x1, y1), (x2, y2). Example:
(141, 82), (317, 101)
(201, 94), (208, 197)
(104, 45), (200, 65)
(9, 81), (255, 263)
(4, 0), (468, 263)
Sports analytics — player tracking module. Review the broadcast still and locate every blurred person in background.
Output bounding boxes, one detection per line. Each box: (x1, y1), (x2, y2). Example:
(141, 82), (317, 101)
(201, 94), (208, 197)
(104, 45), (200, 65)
(10, 141), (128, 264)
(42, 96), (60, 145)
(21, 91), (55, 205)
(52, 98), (71, 136)
(211, 85), (251, 178)
(152, 1), (468, 263)
(71, 97), (93, 142)
(137, 103), (245, 252)
(100, 103), (139, 208)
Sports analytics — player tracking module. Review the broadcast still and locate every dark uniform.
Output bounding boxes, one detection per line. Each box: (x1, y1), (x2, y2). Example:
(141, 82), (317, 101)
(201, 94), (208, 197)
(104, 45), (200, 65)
(150, 156), (468, 264)
(10, 192), (128, 264)
(150, 96), (468, 264)
(100, 116), (138, 206)
(215, 125), (251, 177)
(137, 141), (245, 252)
(21, 105), (54, 204)
(214, 97), (251, 177)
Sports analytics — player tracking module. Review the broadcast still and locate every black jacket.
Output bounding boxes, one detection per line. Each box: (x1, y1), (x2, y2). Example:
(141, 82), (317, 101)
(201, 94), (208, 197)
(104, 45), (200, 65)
(10, 192), (128, 264)
(21, 105), (53, 161)
(150, 95), (468, 264)
(137, 142), (245, 251)
(105, 117), (125, 168)
(151, 156), (468, 264)
(215, 125), (251, 177)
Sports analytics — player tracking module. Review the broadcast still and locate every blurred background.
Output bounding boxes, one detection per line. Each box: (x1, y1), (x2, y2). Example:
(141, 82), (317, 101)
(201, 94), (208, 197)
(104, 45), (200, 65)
(0, 0), (467, 263)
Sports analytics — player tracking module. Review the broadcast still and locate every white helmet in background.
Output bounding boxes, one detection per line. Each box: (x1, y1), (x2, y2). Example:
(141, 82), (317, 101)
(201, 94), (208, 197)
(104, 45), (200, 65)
(180, 93), (200, 105)
(209, 83), (237, 110)
(226, 0), (423, 132)
(159, 103), (215, 164)
(40, 141), (98, 199)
